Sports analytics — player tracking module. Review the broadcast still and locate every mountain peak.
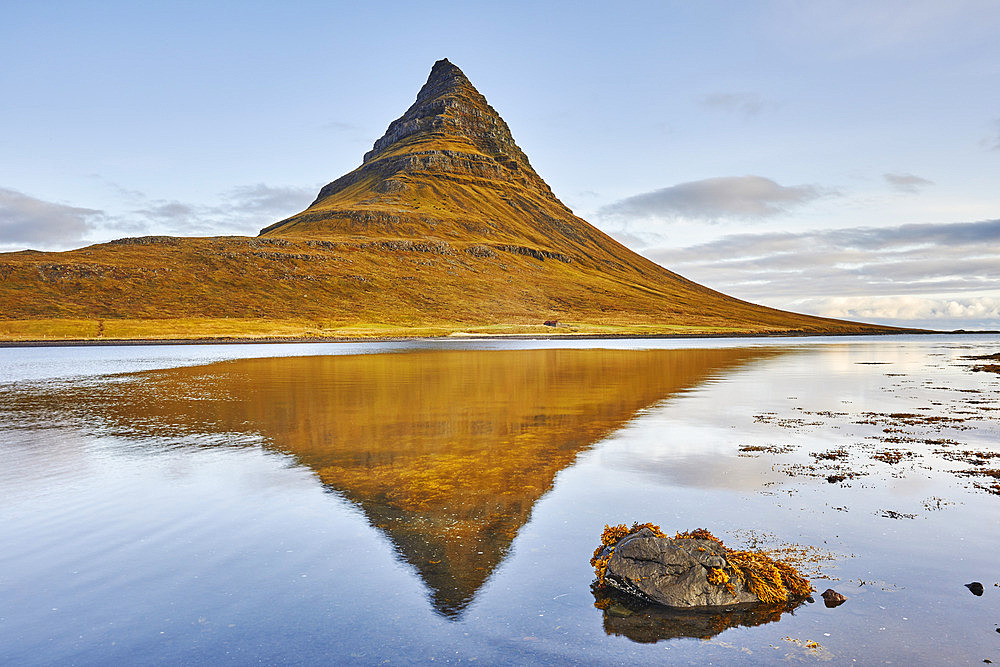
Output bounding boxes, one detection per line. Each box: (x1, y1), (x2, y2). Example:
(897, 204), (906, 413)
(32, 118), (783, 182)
(416, 58), (470, 102)
(260, 59), (563, 239)
(359, 59), (533, 174)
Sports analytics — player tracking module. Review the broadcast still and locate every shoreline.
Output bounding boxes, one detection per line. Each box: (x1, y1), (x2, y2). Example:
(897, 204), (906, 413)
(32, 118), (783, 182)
(0, 328), (986, 349)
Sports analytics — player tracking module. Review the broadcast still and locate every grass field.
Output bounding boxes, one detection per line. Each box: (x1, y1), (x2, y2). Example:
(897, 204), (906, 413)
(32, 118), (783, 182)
(0, 317), (767, 343)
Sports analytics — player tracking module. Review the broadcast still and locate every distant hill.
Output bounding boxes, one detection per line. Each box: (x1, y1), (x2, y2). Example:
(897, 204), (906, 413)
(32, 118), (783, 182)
(0, 59), (905, 341)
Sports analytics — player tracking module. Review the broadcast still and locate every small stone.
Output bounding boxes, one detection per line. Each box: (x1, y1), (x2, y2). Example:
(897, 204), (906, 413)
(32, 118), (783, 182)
(966, 582), (985, 596)
(821, 588), (847, 608)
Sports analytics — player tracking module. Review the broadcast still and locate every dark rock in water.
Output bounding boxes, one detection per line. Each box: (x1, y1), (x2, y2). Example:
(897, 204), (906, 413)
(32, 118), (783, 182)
(594, 527), (809, 607)
(965, 581), (984, 596)
(598, 528), (756, 606)
(821, 588), (847, 607)
(593, 586), (805, 643)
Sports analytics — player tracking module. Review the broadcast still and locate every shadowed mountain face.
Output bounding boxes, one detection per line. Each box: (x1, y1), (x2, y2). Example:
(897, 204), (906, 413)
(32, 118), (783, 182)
(3, 346), (786, 616)
(0, 59), (901, 336)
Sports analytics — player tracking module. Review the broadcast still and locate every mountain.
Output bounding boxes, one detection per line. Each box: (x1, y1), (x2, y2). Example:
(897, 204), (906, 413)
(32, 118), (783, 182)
(0, 59), (904, 341)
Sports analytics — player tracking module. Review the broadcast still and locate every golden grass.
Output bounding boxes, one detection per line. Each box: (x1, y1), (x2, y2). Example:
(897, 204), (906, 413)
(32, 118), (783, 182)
(0, 317), (760, 342)
(591, 522), (669, 586)
(674, 528), (813, 604)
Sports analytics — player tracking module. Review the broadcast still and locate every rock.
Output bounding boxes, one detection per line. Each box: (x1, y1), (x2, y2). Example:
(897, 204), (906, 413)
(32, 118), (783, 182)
(821, 588), (847, 607)
(966, 581), (985, 596)
(592, 527), (811, 608)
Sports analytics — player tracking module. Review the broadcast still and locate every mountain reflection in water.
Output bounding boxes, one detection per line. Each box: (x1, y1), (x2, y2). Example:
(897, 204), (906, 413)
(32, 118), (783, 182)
(18, 347), (785, 618)
(596, 592), (805, 643)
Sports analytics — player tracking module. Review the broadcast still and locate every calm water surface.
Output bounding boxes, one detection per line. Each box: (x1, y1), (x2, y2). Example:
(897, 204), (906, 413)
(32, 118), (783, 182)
(1, 335), (998, 664)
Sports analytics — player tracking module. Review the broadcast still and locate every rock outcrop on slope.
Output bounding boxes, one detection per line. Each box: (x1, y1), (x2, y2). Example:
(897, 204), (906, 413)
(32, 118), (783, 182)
(0, 59), (908, 339)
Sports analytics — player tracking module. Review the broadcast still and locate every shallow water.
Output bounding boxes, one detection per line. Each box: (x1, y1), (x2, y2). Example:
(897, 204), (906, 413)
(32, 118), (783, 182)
(1, 335), (998, 664)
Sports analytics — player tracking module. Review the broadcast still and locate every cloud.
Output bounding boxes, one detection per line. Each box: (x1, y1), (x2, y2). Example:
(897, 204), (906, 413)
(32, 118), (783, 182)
(808, 295), (1000, 322)
(883, 172), (933, 193)
(136, 201), (197, 223)
(640, 218), (1000, 328)
(220, 183), (315, 217)
(126, 184), (315, 237)
(322, 121), (364, 134)
(699, 92), (768, 117)
(598, 176), (829, 222)
(0, 187), (104, 248)
(84, 175), (147, 203)
(0, 181), (317, 251)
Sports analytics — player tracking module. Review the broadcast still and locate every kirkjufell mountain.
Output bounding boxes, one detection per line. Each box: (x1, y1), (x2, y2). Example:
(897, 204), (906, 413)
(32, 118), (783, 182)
(0, 59), (901, 340)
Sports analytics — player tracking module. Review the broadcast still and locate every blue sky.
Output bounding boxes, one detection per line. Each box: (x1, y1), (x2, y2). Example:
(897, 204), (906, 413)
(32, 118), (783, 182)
(1, 1), (999, 330)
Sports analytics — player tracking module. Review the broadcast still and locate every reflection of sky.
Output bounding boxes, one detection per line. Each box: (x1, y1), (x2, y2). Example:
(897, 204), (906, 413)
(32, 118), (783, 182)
(593, 339), (1000, 501)
(1, 333), (980, 383)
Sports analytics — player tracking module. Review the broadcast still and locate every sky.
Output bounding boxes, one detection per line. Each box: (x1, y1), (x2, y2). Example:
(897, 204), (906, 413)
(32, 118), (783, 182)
(1, 0), (999, 331)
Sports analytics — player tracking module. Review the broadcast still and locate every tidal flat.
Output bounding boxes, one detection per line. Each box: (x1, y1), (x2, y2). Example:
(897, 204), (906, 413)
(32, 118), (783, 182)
(1, 335), (998, 664)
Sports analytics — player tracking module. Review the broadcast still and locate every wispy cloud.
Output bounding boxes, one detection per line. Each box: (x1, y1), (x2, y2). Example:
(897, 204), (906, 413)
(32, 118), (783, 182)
(638, 218), (1000, 328)
(699, 92), (769, 117)
(322, 121), (365, 134)
(642, 220), (1000, 310)
(220, 183), (316, 217)
(135, 201), (197, 224)
(0, 181), (317, 251)
(989, 118), (1000, 151)
(883, 172), (933, 193)
(598, 176), (830, 222)
(0, 187), (104, 249)
(806, 295), (1000, 324)
(125, 184), (315, 237)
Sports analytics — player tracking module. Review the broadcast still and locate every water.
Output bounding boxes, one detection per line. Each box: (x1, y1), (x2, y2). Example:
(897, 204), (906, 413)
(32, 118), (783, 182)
(1, 335), (998, 664)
